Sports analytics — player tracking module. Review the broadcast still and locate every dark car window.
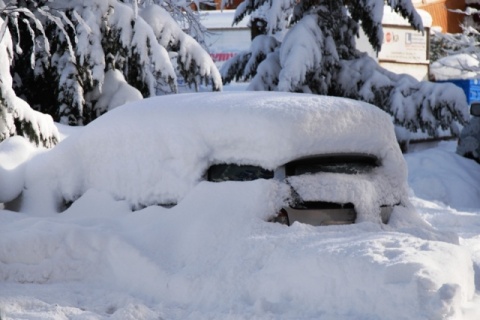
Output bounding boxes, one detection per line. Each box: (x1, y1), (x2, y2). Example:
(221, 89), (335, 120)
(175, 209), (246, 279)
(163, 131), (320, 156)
(285, 154), (379, 176)
(207, 164), (274, 182)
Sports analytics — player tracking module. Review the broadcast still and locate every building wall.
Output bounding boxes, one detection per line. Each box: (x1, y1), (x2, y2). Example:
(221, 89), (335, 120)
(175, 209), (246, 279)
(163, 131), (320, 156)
(196, 0), (243, 10)
(202, 1), (466, 33)
(415, 0), (466, 33)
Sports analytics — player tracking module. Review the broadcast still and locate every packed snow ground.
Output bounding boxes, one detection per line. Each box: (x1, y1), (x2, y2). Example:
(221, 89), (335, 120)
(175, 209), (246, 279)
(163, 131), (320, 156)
(1, 95), (480, 319)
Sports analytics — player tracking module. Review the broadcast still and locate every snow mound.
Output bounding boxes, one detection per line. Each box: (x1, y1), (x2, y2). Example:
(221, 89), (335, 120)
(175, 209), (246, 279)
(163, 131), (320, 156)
(0, 136), (38, 203)
(20, 91), (407, 214)
(0, 181), (475, 319)
(95, 69), (143, 113)
(405, 142), (480, 210)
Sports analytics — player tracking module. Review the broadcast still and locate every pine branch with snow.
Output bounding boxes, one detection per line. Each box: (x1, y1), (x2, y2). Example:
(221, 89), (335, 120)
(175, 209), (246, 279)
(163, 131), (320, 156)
(1, 0), (221, 127)
(221, 34), (279, 83)
(0, 14), (58, 147)
(223, 0), (468, 137)
(335, 55), (469, 136)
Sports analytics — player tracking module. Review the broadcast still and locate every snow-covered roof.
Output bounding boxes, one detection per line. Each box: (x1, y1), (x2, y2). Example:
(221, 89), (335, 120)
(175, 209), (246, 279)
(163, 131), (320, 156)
(430, 53), (480, 81)
(200, 10), (250, 29)
(21, 91), (407, 213)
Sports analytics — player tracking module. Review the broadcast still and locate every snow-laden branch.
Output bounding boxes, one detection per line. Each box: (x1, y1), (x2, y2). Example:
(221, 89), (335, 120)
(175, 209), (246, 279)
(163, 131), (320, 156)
(336, 55), (469, 136)
(141, 4), (221, 91)
(221, 34), (279, 83)
(225, 0), (468, 137)
(0, 17), (58, 147)
(1, 0), (222, 129)
(278, 14), (328, 92)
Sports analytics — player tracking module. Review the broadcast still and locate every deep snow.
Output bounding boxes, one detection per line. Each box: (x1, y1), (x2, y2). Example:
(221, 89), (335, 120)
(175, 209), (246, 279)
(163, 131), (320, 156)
(0, 96), (480, 319)
(12, 92), (408, 228)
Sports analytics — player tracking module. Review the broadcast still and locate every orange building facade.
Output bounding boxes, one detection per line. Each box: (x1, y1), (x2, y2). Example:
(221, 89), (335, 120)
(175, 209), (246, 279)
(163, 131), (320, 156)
(193, 0), (243, 10)
(202, 0), (467, 34)
(415, 0), (466, 33)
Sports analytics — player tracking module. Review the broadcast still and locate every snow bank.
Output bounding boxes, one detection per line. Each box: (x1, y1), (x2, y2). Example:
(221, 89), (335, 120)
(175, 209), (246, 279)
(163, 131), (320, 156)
(0, 181), (475, 319)
(94, 69), (143, 113)
(405, 141), (480, 210)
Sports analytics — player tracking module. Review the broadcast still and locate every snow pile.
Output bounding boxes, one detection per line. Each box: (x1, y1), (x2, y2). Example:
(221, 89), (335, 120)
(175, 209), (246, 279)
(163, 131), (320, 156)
(19, 92), (407, 217)
(93, 69), (143, 113)
(406, 142), (480, 210)
(0, 137), (38, 203)
(0, 95), (479, 319)
(0, 180), (476, 319)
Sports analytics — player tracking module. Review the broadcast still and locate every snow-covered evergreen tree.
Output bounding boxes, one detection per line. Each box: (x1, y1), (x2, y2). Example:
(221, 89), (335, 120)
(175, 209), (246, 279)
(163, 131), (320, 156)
(1, 0), (221, 128)
(222, 0), (469, 137)
(0, 14), (58, 148)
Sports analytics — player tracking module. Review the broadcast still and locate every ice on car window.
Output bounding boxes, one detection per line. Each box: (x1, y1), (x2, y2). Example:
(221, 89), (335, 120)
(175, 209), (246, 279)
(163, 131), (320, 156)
(207, 164), (274, 182)
(285, 154), (379, 176)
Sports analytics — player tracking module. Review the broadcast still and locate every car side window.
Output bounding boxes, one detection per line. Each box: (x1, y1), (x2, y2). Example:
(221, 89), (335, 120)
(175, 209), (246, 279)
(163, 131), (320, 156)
(207, 164), (274, 182)
(285, 154), (379, 176)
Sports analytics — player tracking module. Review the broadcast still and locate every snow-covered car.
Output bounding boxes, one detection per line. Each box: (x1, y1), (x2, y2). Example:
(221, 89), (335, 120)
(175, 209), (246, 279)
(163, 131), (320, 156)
(16, 92), (409, 225)
(457, 102), (480, 163)
(207, 153), (396, 226)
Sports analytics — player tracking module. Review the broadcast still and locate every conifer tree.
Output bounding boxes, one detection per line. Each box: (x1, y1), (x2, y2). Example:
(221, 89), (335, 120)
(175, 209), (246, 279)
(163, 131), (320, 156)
(1, 0), (221, 132)
(0, 13), (58, 147)
(222, 0), (469, 137)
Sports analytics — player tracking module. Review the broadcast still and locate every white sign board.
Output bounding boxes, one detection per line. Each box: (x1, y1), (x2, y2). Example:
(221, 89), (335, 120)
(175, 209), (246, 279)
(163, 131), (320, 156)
(378, 27), (428, 64)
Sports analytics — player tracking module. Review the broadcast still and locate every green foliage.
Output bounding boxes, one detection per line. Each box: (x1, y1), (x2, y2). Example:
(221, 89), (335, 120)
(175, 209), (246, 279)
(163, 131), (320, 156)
(222, 0), (468, 137)
(1, 0), (220, 129)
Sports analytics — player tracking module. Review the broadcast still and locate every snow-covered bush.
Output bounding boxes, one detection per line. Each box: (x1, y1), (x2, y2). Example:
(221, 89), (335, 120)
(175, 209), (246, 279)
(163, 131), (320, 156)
(222, 0), (469, 137)
(1, 0), (221, 128)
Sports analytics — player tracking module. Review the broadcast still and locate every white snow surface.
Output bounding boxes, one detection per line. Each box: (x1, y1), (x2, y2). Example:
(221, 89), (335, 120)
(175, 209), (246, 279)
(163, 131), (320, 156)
(0, 136), (38, 202)
(94, 69), (143, 113)
(18, 92), (407, 217)
(1, 94), (480, 319)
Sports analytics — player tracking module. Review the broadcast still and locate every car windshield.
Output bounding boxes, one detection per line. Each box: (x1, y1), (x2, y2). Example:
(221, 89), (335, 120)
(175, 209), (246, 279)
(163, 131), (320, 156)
(285, 154), (379, 176)
(207, 164), (274, 182)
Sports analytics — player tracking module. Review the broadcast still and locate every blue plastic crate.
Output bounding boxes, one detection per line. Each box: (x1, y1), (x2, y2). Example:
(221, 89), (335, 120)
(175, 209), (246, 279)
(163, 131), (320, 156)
(439, 79), (480, 105)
